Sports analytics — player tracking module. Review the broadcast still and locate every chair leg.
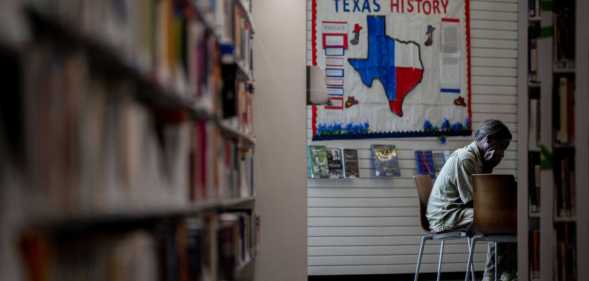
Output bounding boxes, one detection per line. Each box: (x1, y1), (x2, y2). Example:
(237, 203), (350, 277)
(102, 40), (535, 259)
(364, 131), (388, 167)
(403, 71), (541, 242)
(414, 236), (427, 281)
(494, 242), (498, 281)
(436, 240), (445, 281)
(465, 238), (477, 281)
(467, 238), (476, 281)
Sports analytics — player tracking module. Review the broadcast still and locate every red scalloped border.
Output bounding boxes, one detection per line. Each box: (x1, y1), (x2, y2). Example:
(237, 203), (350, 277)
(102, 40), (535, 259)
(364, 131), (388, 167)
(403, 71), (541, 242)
(312, 105), (318, 136)
(311, 0), (317, 66)
(465, 0), (472, 125)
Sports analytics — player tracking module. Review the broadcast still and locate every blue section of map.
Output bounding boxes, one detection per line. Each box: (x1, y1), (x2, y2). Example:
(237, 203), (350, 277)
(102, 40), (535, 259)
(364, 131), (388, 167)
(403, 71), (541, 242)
(348, 16), (397, 101)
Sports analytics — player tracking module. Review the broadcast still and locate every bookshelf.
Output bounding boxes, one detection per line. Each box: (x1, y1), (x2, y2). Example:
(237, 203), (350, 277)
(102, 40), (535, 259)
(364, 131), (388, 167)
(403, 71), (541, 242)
(519, 0), (587, 280)
(0, 0), (258, 280)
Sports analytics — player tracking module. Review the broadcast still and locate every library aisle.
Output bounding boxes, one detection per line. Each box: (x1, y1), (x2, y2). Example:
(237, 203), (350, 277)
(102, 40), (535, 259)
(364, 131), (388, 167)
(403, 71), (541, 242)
(1, 0), (588, 281)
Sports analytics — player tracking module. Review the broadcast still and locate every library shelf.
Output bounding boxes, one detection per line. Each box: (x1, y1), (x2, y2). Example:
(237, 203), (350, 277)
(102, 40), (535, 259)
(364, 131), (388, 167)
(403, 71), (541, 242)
(553, 216), (576, 223)
(528, 16), (541, 22)
(26, 7), (258, 147)
(218, 119), (257, 146)
(25, 8), (215, 118)
(236, 0), (256, 34)
(552, 67), (575, 74)
(31, 197), (256, 233)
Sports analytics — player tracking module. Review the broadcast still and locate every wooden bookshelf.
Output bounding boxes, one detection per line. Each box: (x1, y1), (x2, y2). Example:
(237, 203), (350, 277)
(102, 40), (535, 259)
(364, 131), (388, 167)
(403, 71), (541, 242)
(27, 7), (257, 146)
(236, 0), (256, 34)
(0, 0), (258, 280)
(519, 0), (587, 280)
(30, 197), (256, 233)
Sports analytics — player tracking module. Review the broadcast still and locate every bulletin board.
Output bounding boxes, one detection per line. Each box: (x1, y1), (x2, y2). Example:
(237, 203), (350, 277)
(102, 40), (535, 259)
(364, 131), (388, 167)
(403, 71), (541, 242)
(309, 0), (472, 140)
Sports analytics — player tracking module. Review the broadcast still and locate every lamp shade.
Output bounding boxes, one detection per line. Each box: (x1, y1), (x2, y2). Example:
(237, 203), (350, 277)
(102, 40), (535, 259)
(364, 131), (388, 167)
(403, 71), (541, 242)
(307, 65), (329, 105)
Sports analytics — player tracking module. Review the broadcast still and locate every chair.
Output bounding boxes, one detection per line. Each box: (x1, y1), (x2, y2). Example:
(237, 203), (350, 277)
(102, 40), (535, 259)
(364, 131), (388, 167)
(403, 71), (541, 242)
(464, 174), (517, 281)
(414, 175), (475, 281)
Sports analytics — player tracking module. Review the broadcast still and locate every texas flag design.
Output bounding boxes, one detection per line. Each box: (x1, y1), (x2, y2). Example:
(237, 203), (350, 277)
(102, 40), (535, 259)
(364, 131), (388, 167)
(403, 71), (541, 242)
(348, 16), (424, 117)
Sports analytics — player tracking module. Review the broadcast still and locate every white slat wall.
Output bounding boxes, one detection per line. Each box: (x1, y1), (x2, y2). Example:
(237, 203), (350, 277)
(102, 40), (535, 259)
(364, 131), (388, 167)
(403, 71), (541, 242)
(306, 0), (519, 275)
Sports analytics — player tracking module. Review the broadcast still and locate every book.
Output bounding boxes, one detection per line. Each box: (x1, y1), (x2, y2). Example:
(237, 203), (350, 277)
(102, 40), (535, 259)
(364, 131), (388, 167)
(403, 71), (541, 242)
(432, 151), (450, 175)
(326, 147), (343, 179)
(307, 145), (329, 178)
(529, 95), (540, 148)
(371, 144), (400, 177)
(343, 149), (359, 178)
(556, 223), (577, 281)
(554, 0), (575, 68)
(528, 22), (540, 81)
(555, 77), (575, 145)
(528, 0), (540, 18)
(530, 229), (540, 278)
(528, 151), (541, 212)
(415, 150), (434, 177)
(558, 77), (569, 144)
(554, 148), (575, 217)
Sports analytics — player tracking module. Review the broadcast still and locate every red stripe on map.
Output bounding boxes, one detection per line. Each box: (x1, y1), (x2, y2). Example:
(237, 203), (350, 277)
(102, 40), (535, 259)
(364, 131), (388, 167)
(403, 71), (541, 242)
(442, 17), (460, 22)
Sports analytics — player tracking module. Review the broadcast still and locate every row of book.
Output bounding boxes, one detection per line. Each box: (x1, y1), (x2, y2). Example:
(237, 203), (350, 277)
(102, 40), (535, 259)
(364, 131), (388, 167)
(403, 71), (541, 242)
(528, 0), (540, 18)
(529, 0), (576, 72)
(307, 145), (402, 179)
(553, 76), (575, 145)
(191, 120), (255, 202)
(21, 45), (253, 217)
(528, 151), (541, 213)
(19, 212), (258, 281)
(226, 0), (254, 74)
(527, 149), (575, 217)
(528, 86), (540, 149)
(307, 145), (452, 179)
(528, 22), (539, 83)
(307, 146), (359, 179)
(29, 0), (255, 126)
(556, 223), (577, 281)
(553, 0), (575, 69)
(529, 220), (540, 279)
(553, 147), (575, 217)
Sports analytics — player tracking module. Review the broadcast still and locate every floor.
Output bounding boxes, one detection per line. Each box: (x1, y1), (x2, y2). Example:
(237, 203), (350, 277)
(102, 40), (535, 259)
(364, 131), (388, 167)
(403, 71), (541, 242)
(309, 272), (480, 281)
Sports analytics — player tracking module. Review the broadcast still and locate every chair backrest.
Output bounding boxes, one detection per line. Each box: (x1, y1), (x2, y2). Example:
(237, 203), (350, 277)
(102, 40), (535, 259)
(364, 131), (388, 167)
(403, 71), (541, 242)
(472, 174), (517, 234)
(414, 175), (433, 232)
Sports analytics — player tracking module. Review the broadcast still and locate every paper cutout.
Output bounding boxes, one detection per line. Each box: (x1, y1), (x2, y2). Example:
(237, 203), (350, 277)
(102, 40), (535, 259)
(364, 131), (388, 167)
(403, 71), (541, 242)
(348, 16), (424, 117)
(454, 96), (466, 107)
(425, 25), (435, 46)
(351, 23), (362, 45)
(345, 96), (359, 108)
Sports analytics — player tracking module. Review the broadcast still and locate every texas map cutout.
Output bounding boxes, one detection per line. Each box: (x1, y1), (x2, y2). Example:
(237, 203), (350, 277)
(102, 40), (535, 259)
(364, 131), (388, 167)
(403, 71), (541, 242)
(348, 15), (424, 117)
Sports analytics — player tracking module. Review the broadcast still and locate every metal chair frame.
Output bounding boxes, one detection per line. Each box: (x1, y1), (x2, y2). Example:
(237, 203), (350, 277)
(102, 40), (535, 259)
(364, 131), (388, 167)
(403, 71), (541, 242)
(415, 231), (476, 281)
(464, 235), (517, 281)
(413, 175), (476, 281)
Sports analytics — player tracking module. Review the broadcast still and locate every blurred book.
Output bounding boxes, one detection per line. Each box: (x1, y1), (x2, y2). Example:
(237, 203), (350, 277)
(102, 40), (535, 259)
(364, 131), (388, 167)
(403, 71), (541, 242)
(308, 145), (329, 179)
(372, 144), (400, 177)
(326, 147), (343, 179)
(415, 150), (434, 177)
(343, 149), (359, 178)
